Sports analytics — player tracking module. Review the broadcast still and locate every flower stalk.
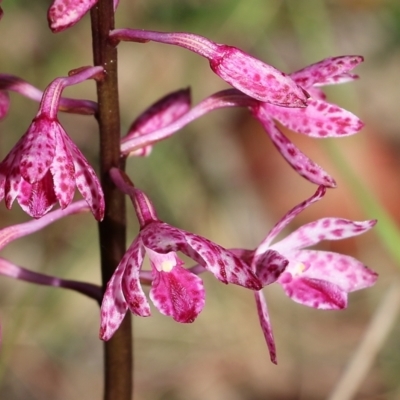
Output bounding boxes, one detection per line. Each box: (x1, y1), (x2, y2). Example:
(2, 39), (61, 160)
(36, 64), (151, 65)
(90, 1), (132, 399)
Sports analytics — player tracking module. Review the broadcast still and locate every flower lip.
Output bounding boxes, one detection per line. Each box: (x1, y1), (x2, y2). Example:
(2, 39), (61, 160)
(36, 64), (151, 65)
(147, 248), (205, 323)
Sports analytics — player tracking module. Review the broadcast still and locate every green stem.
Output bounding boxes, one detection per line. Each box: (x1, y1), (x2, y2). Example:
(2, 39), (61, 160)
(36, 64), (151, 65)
(90, 1), (132, 400)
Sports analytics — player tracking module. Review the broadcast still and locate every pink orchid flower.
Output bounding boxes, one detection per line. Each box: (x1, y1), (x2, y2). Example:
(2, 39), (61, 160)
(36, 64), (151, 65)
(121, 56), (363, 187)
(235, 186), (378, 364)
(0, 67), (105, 220)
(100, 168), (262, 341)
(252, 55), (364, 186)
(109, 29), (308, 107)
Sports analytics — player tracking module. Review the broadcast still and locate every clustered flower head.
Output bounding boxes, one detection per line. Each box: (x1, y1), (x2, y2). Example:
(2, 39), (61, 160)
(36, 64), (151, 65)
(0, 2), (379, 367)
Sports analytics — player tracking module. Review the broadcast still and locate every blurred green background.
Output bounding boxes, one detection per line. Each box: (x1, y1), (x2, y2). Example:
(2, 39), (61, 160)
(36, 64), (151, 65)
(1, 0), (400, 399)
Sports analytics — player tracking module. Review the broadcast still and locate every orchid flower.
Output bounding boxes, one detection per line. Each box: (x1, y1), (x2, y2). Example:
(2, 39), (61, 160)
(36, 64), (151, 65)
(110, 29), (308, 107)
(121, 56), (364, 186)
(0, 66), (105, 220)
(235, 186), (377, 363)
(252, 55), (364, 186)
(0, 74), (97, 115)
(100, 168), (263, 341)
(48, 0), (120, 33)
(0, 200), (101, 301)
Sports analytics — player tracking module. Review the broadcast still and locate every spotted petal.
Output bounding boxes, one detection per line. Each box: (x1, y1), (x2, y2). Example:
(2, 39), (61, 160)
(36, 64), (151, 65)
(48, 0), (98, 33)
(64, 134), (105, 221)
(272, 218), (376, 254)
(279, 275), (347, 309)
(100, 256), (129, 341)
(255, 110), (336, 187)
(265, 98), (364, 138)
(290, 55), (364, 89)
(254, 249), (288, 286)
(0, 138), (24, 203)
(281, 249), (378, 293)
(120, 238), (150, 318)
(19, 117), (57, 183)
(50, 129), (76, 208)
(210, 45), (307, 107)
(141, 222), (262, 290)
(254, 291), (277, 364)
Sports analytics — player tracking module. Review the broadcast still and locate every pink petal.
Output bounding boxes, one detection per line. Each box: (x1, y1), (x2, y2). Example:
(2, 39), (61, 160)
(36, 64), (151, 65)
(141, 222), (262, 290)
(125, 88), (191, 157)
(184, 233), (261, 289)
(17, 173), (57, 218)
(19, 117), (57, 183)
(63, 134), (105, 221)
(50, 128), (76, 208)
(0, 139), (24, 203)
(280, 276), (347, 309)
(254, 291), (277, 364)
(100, 257), (130, 341)
(0, 121), (72, 217)
(210, 45), (307, 106)
(290, 56), (364, 89)
(272, 218), (376, 254)
(255, 110), (336, 187)
(256, 186), (326, 254)
(120, 239), (151, 318)
(148, 250), (205, 323)
(265, 98), (364, 138)
(254, 250), (288, 286)
(282, 249), (378, 292)
(0, 91), (9, 120)
(48, 0), (98, 33)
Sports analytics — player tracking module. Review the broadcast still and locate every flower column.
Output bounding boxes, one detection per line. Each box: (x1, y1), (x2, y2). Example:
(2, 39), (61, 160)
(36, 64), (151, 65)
(90, 1), (132, 400)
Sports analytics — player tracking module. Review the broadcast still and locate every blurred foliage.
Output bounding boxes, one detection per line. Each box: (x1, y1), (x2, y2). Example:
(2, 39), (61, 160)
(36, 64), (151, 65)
(0, 0), (400, 399)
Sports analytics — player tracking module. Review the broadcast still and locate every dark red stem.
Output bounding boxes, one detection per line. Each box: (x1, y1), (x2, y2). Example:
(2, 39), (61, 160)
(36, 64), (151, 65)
(90, 1), (132, 399)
